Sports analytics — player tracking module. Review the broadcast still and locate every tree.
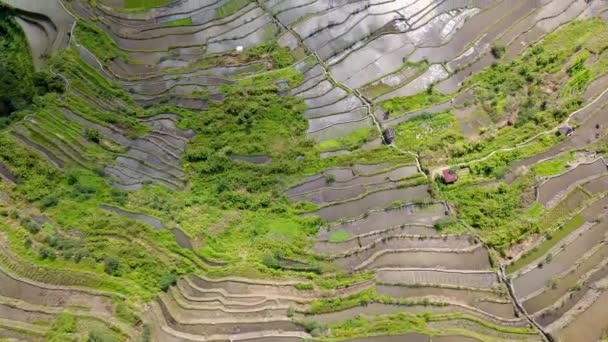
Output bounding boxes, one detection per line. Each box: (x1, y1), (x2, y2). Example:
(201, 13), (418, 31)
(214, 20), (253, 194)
(104, 256), (120, 275)
(85, 128), (101, 143)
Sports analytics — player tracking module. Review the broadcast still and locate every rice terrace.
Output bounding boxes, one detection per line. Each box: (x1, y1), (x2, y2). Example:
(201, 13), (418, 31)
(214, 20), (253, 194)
(2, 0), (608, 340)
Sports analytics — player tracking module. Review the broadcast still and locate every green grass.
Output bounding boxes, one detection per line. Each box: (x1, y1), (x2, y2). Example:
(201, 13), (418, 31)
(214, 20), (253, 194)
(507, 214), (585, 273)
(532, 152), (575, 176)
(122, 0), (174, 9)
(314, 311), (537, 341)
(328, 230), (350, 242)
(161, 17), (193, 27)
(318, 127), (377, 152)
(393, 112), (463, 161)
(380, 87), (449, 117)
(318, 312), (427, 340)
(215, 0), (251, 18)
(74, 20), (129, 62)
(360, 61), (429, 99)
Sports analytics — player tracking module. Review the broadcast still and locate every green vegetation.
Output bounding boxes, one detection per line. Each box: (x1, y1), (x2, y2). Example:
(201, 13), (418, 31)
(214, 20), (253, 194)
(531, 152), (575, 176)
(244, 41), (295, 68)
(380, 86), (449, 117)
(0, 6), (64, 124)
(314, 311), (536, 340)
(122, 0), (174, 10)
(161, 17), (193, 27)
(393, 112), (463, 160)
(361, 61), (429, 99)
(507, 214), (585, 273)
(216, 0), (251, 18)
(491, 42), (506, 59)
(5, 4), (608, 341)
(318, 127), (377, 152)
(74, 20), (128, 62)
(308, 288), (446, 315)
(440, 175), (536, 250)
(328, 230), (350, 242)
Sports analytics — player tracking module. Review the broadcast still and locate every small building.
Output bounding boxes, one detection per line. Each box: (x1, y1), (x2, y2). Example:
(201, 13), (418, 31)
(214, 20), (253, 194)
(441, 169), (458, 184)
(383, 127), (395, 144)
(557, 125), (574, 136)
(276, 80), (289, 91)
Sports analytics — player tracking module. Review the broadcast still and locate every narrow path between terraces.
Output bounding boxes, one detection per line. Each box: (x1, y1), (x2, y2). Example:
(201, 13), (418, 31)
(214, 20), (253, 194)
(257, 0), (425, 175)
(257, 3), (554, 340)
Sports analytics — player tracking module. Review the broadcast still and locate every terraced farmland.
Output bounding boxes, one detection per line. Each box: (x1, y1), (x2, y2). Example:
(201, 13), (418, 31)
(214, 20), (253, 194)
(3, 0), (608, 341)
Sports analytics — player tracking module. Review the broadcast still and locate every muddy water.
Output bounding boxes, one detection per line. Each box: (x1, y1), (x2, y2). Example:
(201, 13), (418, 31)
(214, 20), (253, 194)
(291, 166), (420, 204)
(307, 108), (369, 132)
(311, 185), (431, 222)
(347, 333), (429, 342)
(377, 269), (498, 288)
(313, 225), (440, 255)
(582, 174), (608, 196)
(100, 205), (197, 250)
(475, 301), (517, 319)
(0, 267), (113, 315)
(158, 299), (303, 336)
(291, 184), (371, 205)
(101, 204), (164, 229)
(0, 163), (17, 183)
(244, 338), (304, 342)
(537, 159), (608, 207)
(188, 277), (312, 298)
(178, 280), (267, 304)
(336, 235), (477, 270)
(416, 0), (516, 63)
(12, 132), (64, 168)
(160, 293), (286, 321)
(523, 242), (608, 314)
(432, 336), (481, 342)
(584, 74), (608, 101)
(0, 327), (44, 342)
(437, 0), (545, 93)
(535, 261), (608, 327)
(15, 16), (49, 69)
(318, 203), (445, 238)
(580, 195), (608, 221)
(353, 163), (391, 174)
(513, 219), (608, 299)
(287, 176), (328, 196)
(361, 246), (491, 271)
(376, 285), (513, 318)
(557, 288), (608, 342)
(2, 0), (74, 52)
(0, 302), (54, 324)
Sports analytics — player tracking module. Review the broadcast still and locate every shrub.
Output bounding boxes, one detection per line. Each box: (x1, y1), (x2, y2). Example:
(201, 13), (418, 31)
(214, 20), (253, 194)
(303, 321), (321, 333)
(159, 272), (178, 291)
(491, 43), (506, 59)
(38, 246), (56, 260)
(295, 282), (314, 290)
(104, 256), (120, 275)
(40, 195), (59, 209)
(85, 128), (101, 143)
(87, 329), (116, 342)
